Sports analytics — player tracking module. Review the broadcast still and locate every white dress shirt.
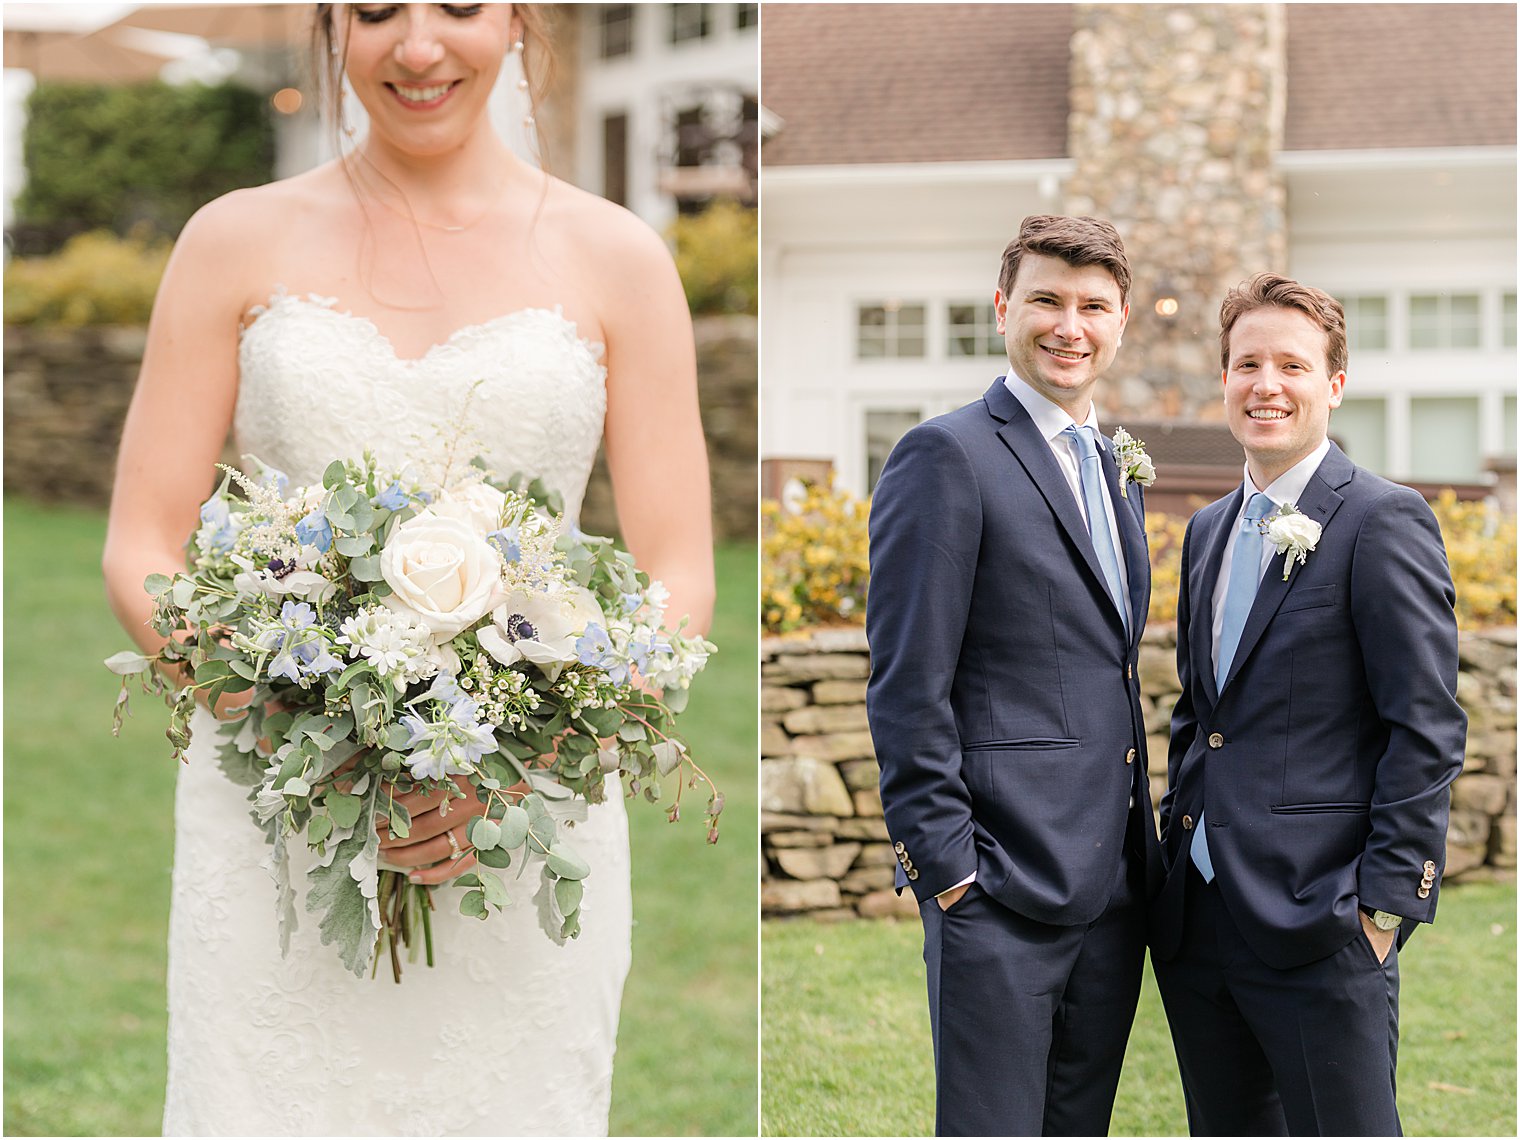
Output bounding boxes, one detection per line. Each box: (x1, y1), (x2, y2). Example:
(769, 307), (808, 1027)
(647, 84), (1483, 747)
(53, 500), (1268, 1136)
(1209, 439), (1331, 679)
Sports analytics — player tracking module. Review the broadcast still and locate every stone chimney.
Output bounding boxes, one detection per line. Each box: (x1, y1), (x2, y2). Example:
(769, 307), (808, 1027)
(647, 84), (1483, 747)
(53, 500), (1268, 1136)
(1065, 4), (1288, 421)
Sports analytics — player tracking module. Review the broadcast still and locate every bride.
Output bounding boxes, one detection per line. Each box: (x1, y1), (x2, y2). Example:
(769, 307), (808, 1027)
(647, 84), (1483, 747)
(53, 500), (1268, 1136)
(102, 4), (714, 1135)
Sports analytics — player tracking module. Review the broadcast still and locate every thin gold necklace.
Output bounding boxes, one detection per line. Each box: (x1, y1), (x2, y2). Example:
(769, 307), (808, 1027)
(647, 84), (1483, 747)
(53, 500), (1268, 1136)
(350, 154), (513, 233)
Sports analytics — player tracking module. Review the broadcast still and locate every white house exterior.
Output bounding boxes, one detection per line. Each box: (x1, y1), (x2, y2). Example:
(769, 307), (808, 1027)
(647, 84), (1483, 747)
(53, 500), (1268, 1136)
(760, 4), (1517, 498)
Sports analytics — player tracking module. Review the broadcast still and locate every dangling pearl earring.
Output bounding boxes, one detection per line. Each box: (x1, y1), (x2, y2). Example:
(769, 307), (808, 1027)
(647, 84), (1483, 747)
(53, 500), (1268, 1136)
(514, 37), (535, 128)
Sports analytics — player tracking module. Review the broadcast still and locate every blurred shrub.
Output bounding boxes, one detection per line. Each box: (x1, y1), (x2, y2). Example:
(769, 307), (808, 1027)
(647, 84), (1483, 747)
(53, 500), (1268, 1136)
(4, 229), (170, 326)
(13, 81), (272, 251)
(667, 200), (757, 316)
(1145, 512), (1188, 625)
(762, 480), (869, 633)
(762, 492), (1514, 635)
(1431, 490), (1517, 630)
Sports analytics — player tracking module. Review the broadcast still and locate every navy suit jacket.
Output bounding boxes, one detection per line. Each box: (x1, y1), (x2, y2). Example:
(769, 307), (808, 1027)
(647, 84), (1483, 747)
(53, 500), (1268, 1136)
(1151, 442), (1466, 970)
(866, 379), (1160, 926)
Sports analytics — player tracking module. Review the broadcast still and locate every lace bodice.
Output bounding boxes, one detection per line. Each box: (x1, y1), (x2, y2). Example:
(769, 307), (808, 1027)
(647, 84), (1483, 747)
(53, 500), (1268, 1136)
(235, 291), (608, 520)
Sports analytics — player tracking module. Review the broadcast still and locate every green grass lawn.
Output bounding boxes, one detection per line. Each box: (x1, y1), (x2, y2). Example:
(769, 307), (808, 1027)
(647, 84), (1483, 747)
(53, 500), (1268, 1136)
(762, 884), (1516, 1137)
(3, 498), (758, 1137)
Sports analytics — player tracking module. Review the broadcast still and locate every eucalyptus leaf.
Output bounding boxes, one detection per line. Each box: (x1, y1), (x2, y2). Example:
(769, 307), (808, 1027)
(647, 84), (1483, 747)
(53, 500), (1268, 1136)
(349, 555), (383, 582)
(652, 738), (683, 777)
(322, 459), (347, 489)
(335, 533), (375, 557)
(326, 793), (364, 829)
(143, 572), (173, 596)
(103, 650), (151, 676)
(617, 722), (647, 742)
(469, 817), (502, 851)
(545, 841), (589, 881)
(478, 870), (509, 907)
(475, 846), (512, 869)
(554, 876), (584, 916)
(500, 804), (530, 850)
(459, 889), (487, 919)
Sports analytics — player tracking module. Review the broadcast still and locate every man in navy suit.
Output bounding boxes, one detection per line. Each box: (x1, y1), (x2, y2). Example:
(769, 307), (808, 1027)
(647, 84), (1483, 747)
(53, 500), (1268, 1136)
(1151, 274), (1466, 1135)
(866, 215), (1159, 1136)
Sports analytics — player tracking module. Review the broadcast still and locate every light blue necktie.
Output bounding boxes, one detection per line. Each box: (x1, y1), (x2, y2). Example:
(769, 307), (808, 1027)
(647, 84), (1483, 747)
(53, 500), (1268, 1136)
(1192, 491), (1274, 883)
(1064, 425), (1129, 636)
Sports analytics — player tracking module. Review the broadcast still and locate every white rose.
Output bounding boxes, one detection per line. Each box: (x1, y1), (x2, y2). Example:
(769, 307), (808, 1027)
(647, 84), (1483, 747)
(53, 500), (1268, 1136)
(380, 511), (505, 639)
(478, 585), (606, 667)
(1268, 512), (1321, 550)
(1130, 456), (1156, 485)
(438, 481), (508, 535)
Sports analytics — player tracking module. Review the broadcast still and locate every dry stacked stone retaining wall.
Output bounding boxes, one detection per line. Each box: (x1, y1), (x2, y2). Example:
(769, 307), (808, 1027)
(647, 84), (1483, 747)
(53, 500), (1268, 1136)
(3, 314), (757, 542)
(762, 626), (1517, 920)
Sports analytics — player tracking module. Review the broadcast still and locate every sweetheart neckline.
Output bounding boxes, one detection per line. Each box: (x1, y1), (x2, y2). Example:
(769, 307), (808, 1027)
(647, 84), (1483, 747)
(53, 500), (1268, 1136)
(239, 290), (605, 366)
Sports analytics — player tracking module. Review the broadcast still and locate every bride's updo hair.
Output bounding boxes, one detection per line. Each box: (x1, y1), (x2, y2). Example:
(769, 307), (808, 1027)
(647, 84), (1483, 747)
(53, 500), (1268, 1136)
(311, 3), (557, 158)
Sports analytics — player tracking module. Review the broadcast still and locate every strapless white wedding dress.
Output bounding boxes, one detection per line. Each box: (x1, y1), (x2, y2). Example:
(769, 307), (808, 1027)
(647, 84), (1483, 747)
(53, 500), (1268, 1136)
(161, 291), (632, 1137)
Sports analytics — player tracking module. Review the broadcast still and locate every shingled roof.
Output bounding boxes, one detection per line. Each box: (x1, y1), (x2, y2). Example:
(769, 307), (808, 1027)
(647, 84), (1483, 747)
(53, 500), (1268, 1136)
(1285, 4), (1516, 151)
(761, 4), (1071, 166)
(763, 3), (1516, 166)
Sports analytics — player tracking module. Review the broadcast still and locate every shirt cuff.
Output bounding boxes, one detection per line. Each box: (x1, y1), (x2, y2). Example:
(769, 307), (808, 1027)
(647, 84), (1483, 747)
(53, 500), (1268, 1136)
(937, 871), (976, 898)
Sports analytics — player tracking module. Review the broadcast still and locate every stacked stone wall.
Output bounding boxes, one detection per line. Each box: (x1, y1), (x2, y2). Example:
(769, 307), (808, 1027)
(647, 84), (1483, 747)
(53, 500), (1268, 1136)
(762, 626), (1517, 920)
(2, 315), (757, 543)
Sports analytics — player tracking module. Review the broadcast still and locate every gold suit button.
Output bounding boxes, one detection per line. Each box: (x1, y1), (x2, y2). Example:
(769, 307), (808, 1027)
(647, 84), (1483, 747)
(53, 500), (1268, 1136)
(1208, 732), (1224, 749)
(894, 841), (906, 854)
(1422, 860), (1436, 873)
(907, 868), (920, 881)
(1182, 815), (1194, 830)
(1126, 662), (1133, 680)
(1125, 748), (1136, 765)
(1417, 886), (1431, 899)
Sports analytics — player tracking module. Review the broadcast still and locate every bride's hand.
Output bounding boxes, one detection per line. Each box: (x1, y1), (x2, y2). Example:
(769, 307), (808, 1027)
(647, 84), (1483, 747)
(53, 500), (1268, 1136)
(377, 775), (527, 885)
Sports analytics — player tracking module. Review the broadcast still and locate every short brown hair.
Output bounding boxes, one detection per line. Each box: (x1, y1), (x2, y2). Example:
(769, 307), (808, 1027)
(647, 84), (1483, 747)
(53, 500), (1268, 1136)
(1219, 273), (1348, 377)
(998, 215), (1131, 304)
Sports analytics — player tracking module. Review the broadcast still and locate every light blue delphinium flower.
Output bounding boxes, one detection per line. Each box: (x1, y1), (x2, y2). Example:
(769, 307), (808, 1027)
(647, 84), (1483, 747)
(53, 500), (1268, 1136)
(198, 496), (239, 554)
(295, 508), (333, 553)
(486, 525), (522, 563)
(620, 591), (644, 616)
(575, 622), (630, 686)
(399, 693), (496, 781)
(372, 481), (409, 511)
(252, 461), (290, 500)
(257, 601), (342, 685)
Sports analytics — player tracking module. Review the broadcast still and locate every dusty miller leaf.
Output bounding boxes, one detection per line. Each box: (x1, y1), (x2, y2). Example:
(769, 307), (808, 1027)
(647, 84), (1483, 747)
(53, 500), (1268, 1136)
(304, 782), (381, 977)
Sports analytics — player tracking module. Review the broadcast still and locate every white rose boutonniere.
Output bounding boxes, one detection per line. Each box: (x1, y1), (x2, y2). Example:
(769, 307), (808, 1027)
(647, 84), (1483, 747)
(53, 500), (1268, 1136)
(1260, 501), (1323, 580)
(1111, 427), (1156, 499)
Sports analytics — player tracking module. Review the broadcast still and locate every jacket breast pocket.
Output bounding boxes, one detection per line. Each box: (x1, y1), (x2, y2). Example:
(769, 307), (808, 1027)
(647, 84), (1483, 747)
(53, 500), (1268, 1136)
(1279, 584), (1340, 614)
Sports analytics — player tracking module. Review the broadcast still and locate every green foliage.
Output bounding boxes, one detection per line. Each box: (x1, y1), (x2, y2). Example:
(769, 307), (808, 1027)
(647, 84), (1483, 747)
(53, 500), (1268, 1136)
(763, 886), (1517, 1136)
(14, 81), (273, 247)
(3, 229), (170, 326)
(667, 199), (757, 316)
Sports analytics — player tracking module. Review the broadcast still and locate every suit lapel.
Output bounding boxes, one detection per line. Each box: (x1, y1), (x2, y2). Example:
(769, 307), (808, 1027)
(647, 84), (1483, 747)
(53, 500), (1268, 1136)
(1098, 436), (1149, 646)
(1193, 488), (1242, 707)
(1218, 447), (1352, 694)
(983, 380), (1119, 631)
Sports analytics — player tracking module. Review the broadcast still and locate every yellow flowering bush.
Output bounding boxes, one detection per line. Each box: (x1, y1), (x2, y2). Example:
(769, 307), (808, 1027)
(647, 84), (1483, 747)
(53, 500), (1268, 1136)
(763, 491), (1514, 635)
(762, 481), (869, 633)
(1431, 490), (1516, 630)
(1145, 512), (1189, 625)
(4, 228), (169, 326)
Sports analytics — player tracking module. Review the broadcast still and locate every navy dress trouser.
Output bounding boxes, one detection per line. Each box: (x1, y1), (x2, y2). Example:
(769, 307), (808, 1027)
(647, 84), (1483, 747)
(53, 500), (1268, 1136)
(1152, 867), (1402, 1137)
(919, 833), (1147, 1137)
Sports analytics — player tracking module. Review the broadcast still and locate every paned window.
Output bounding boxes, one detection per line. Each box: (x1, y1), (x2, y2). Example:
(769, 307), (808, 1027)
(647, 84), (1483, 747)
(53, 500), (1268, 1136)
(857, 303), (926, 359)
(1409, 293), (1481, 350)
(1339, 295), (1389, 353)
(670, 3), (711, 43)
(946, 302), (1002, 357)
(866, 409), (922, 491)
(598, 4), (634, 58)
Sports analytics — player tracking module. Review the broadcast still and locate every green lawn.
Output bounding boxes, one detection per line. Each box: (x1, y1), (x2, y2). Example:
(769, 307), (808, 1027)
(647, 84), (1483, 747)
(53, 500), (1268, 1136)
(762, 884), (1517, 1137)
(3, 498), (758, 1137)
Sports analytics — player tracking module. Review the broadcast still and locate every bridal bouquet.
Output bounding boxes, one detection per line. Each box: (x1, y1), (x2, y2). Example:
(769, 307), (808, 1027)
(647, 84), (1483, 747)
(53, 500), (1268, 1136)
(108, 449), (719, 980)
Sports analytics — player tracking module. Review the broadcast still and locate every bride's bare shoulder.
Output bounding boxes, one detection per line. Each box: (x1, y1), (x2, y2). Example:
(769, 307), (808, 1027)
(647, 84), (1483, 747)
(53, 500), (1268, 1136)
(537, 174), (676, 274)
(170, 164), (351, 312)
